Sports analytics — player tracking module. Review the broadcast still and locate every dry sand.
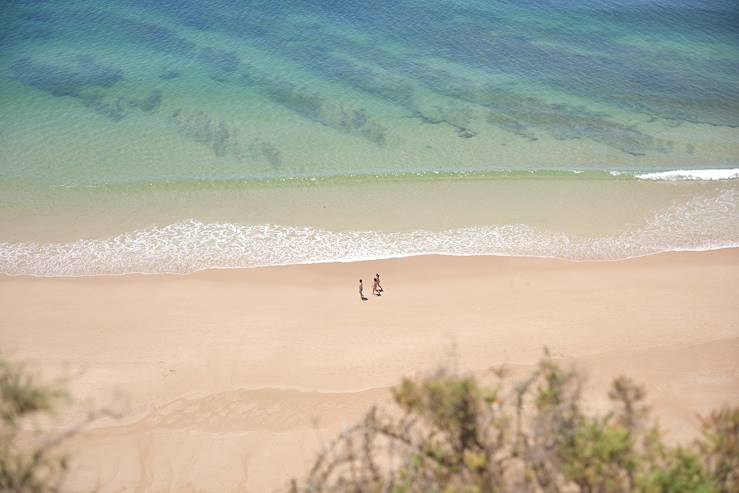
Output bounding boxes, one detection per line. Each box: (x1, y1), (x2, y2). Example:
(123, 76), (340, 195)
(1, 250), (738, 492)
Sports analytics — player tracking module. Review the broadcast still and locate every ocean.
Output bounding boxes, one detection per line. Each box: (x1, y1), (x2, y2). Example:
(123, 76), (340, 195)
(1, 0), (738, 275)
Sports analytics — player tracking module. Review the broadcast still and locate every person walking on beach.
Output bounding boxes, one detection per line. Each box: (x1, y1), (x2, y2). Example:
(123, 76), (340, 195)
(375, 273), (384, 294)
(372, 275), (382, 296)
(359, 279), (368, 301)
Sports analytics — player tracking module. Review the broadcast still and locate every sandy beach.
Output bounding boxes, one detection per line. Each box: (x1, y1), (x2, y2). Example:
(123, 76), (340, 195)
(1, 249), (738, 492)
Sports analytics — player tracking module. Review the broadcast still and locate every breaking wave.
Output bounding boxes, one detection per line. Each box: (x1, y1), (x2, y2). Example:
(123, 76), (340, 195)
(635, 169), (739, 181)
(1, 189), (737, 276)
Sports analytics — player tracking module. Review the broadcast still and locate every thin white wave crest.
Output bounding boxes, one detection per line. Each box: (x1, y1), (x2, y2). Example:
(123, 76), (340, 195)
(635, 169), (739, 181)
(45, 168), (739, 191)
(1, 190), (737, 276)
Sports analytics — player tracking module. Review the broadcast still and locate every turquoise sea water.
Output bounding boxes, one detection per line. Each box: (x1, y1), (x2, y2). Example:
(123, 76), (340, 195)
(1, 0), (738, 275)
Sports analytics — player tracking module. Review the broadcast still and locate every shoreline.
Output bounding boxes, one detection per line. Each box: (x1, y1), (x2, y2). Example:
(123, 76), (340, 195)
(1, 249), (738, 491)
(3, 177), (736, 253)
(3, 245), (739, 280)
(3, 216), (738, 276)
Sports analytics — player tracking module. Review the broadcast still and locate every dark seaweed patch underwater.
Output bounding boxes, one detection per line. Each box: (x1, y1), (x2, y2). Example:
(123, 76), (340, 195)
(10, 55), (165, 121)
(10, 56), (123, 98)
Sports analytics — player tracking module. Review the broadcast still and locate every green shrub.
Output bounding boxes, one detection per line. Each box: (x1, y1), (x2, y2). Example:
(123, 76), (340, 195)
(0, 358), (69, 493)
(292, 350), (739, 493)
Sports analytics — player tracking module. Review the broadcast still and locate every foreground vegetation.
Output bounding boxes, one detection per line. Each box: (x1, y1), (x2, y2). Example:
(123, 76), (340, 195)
(290, 351), (738, 493)
(0, 357), (70, 493)
(2, 352), (737, 493)
(0, 358), (117, 493)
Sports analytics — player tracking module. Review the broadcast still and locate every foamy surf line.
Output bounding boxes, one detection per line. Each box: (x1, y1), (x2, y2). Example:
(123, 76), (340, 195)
(634, 169), (739, 181)
(2, 190), (737, 276)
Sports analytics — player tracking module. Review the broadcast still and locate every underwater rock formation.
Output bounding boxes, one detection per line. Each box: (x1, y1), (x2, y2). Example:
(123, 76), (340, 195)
(287, 29), (675, 155)
(198, 47), (240, 76)
(485, 97), (673, 155)
(249, 139), (282, 169)
(270, 43), (416, 107)
(78, 91), (127, 121)
(10, 56), (123, 98)
(168, 107), (284, 167)
(411, 105), (479, 139)
(168, 108), (244, 159)
(254, 76), (389, 146)
(11, 56), (166, 121)
(128, 89), (163, 112)
(126, 0), (739, 129)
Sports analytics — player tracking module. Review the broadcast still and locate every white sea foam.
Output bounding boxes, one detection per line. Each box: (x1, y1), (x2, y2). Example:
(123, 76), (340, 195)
(1, 190), (737, 276)
(635, 169), (739, 181)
